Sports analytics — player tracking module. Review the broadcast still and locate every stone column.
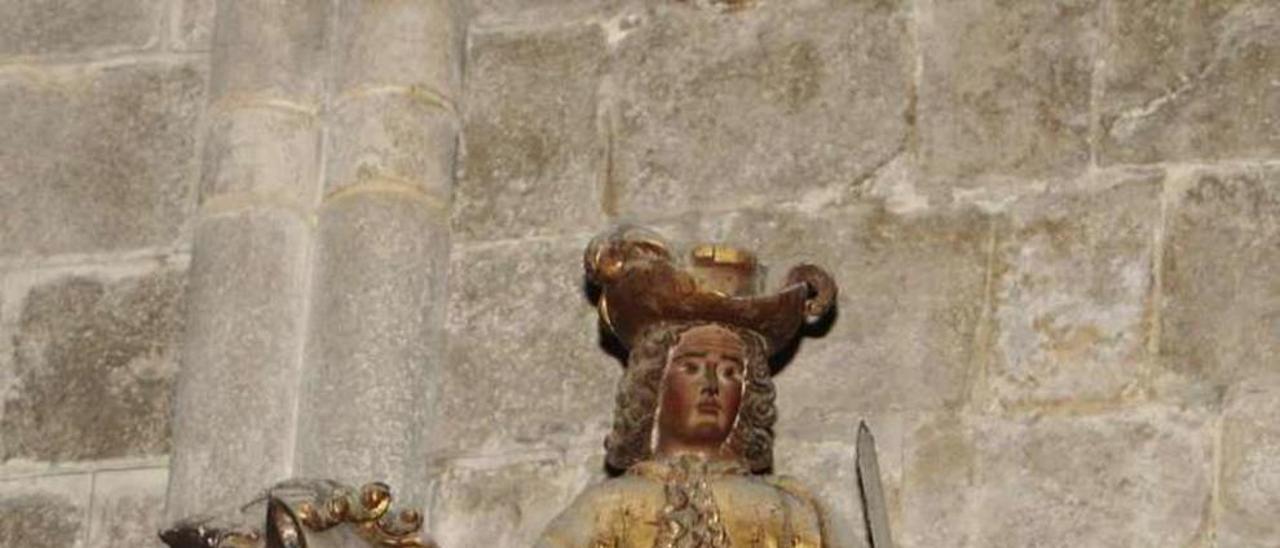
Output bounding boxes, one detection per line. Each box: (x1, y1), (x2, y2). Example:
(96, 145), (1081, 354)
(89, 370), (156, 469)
(291, 0), (462, 508)
(166, 0), (333, 519)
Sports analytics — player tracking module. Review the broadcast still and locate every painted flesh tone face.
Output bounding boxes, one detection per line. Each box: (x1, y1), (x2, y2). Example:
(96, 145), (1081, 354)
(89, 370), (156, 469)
(654, 324), (745, 460)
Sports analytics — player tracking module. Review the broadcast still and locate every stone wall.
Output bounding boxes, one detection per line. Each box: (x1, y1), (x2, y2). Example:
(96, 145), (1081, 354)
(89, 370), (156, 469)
(440, 1), (1278, 547)
(0, 1), (1276, 547)
(0, 1), (212, 547)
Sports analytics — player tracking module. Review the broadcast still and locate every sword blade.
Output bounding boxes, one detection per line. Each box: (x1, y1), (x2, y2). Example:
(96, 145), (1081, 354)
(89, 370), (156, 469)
(857, 421), (894, 548)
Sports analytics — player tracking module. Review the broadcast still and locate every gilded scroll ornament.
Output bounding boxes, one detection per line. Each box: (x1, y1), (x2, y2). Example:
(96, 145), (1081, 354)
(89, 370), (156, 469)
(295, 482), (432, 548)
(160, 480), (436, 548)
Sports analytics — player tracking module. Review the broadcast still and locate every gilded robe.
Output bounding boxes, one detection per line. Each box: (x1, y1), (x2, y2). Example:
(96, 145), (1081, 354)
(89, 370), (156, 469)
(536, 458), (824, 548)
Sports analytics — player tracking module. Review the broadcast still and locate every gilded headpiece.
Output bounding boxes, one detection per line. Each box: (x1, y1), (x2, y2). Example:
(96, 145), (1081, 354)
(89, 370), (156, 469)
(584, 225), (837, 357)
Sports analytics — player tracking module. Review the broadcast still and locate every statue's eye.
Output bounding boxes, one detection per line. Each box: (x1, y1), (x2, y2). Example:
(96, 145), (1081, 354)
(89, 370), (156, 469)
(681, 362), (699, 375)
(722, 365), (740, 379)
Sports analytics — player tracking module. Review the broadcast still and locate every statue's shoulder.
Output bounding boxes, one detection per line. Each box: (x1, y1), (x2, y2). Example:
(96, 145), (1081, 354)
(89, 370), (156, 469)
(765, 474), (827, 540)
(765, 474), (821, 506)
(570, 474), (660, 506)
(538, 476), (647, 548)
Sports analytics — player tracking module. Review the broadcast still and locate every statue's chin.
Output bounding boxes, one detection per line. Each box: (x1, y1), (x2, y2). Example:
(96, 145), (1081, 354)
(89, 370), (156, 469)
(661, 427), (731, 452)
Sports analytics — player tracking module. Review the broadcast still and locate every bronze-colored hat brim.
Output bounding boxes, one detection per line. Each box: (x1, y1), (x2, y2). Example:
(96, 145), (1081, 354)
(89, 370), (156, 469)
(599, 260), (814, 355)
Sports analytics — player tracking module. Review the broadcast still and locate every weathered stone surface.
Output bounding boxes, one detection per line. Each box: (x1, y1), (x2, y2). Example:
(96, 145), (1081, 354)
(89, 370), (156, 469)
(1219, 379), (1280, 547)
(609, 1), (911, 219)
(467, 0), (620, 28)
(0, 0), (161, 58)
(1160, 167), (1280, 388)
(898, 413), (973, 548)
(901, 408), (1212, 547)
(773, 414), (905, 548)
(0, 61), (205, 258)
(0, 473), (91, 548)
(167, 208), (311, 519)
(294, 192), (448, 508)
(200, 106), (321, 203)
(918, 0), (1096, 187)
(455, 24), (607, 241)
(173, 0), (215, 52)
(986, 175), (1161, 408)
(651, 205), (992, 416)
(439, 236), (617, 456)
(1100, 0), (1280, 164)
(325, 94), (456, 198)
(209, 0), (332, 104)
(332, 0), (462, 99)
(87, 467), (168, 548)
(0, 291), (13, 417)
(430, 454), (602, 548)
(1, 264), (186, 462)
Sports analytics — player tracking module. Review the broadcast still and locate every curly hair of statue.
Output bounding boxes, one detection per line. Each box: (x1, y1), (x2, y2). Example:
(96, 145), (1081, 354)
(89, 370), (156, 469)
(604, 321), (777, 473)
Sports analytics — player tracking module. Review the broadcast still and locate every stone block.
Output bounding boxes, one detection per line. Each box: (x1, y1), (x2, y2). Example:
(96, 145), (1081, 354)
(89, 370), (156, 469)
(200, 105), (321, 203)
(0, 61), (205, 259)
(209, 0), (332, 104)
(87, 467), (168, 548)
(900, 408), (1212, 547)
(1159, 167), (1279, 388)
(608, 1), (912, 219)
(439, 236), (617, 456)
(985, 175), (1162, 408)
(0, 292), (12, 412)
(294, 192), (448, 508)
(650, 205), (992, 417)
(455, 24), (607, 242)
(167, 208), (311, 519)
(0, 473), (92, 548)
(173, 0), (215, 52)
(1219, 379), (1280, 546)
(1, 263), (187, 462)
(430, 454), (603, 548)
(332, 0), (462, 99)
(918, 0), (1096, 187)
(0, 0), (161, 58)
(467, 0), (621, 29)
(325, 94), (457, 198)
(898, 413), (973, 548)
(1099, 0), (1280, 164)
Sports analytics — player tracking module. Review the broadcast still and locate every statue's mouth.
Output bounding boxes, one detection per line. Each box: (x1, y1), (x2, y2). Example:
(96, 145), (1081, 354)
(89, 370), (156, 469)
(696, 401), (721, 414)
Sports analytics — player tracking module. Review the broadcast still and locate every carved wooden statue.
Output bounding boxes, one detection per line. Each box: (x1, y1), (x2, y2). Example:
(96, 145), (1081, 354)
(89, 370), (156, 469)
(161, 225), (876, 548)
(536, 226), (838, 548)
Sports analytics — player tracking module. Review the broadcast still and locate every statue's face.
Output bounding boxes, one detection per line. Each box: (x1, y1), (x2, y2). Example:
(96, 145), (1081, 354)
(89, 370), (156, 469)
(655, 324), (745, 454)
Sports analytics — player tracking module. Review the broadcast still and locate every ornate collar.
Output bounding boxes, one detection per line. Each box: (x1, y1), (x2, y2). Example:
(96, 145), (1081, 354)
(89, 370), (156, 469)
(628, 455), (750, 482)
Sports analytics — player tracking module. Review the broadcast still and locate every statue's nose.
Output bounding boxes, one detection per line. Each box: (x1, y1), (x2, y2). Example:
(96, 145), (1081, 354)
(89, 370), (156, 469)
(701, 365), (719, 394)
